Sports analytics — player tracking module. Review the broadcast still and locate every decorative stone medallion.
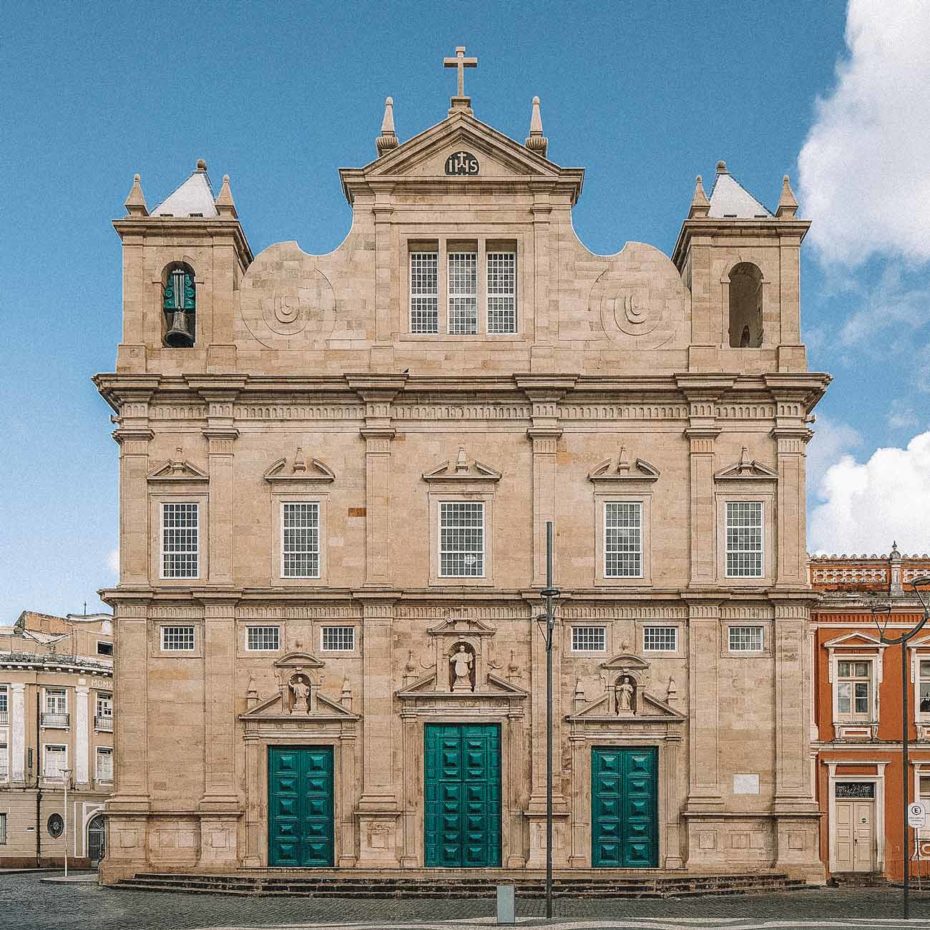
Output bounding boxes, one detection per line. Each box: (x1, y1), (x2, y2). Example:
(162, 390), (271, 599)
(240, 241), (336, 348)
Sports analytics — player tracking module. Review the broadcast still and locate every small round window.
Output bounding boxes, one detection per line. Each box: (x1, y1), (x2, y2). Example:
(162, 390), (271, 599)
(47, 813), (64, 838)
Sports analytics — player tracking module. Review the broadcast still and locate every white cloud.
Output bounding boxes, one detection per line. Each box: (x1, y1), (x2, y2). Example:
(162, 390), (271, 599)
(806, 416), (862, 498)
(106, 547), (119, 575)
(798, 0), (930, 266)
(809, 431), (930, 555)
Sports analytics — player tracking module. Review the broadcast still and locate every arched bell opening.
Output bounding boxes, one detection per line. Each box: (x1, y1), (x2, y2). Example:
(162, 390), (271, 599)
(727, 262), (763, 348)
(162, 263), (196, 347)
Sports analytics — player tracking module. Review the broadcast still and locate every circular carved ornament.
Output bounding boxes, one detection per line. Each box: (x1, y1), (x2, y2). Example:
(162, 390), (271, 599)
(240, 243), (337, 349)
(588, 244), (686, 349)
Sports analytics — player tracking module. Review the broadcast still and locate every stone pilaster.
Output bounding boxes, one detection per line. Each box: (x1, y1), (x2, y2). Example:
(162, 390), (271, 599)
(530, 184), (553, 360)
(74, 683), (90, 787)
(9, 683), (25, 784)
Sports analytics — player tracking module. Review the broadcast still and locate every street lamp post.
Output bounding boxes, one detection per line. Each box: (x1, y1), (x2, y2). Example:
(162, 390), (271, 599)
(538, 521), (560, 921)
(61, 767), (72, 878)
(873, 576), (930, 921)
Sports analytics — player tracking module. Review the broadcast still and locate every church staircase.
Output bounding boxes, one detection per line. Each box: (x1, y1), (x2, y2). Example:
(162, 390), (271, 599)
(115, 870), (809, 898)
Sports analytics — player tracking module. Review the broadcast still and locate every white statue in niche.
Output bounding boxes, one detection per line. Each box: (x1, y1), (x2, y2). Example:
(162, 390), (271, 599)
(289, 676), (311, 714)
(450, 644), (474, 692)
(614, 675), (635, 715)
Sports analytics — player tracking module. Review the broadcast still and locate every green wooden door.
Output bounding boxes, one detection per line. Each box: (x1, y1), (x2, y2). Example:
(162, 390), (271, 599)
(268, 746), (334, 867)
(591, 746), (658, 868)
(424, 724), (501, 867)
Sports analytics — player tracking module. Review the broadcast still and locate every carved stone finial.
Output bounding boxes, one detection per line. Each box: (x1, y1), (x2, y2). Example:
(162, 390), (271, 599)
(716, 160), (728, 175)
(340, 677), (352, 710)
(525, 96), (548, 158)
(196, 158), (207, 172)
(666, 675), (678, 703)
(617, 446), (631, 474)
(738, 447), (752, 473)
(573, 677), (586, 712)
(124, 173), (148, 217)
(376, 96), (398, 157)
(246, 674), (258, 709)
(292, 447), (308, 473)
(689, 174), (710, 218)
(455, 447), (468, 472)
(215, 173), (238, 218)
(775, 173), (799, 218)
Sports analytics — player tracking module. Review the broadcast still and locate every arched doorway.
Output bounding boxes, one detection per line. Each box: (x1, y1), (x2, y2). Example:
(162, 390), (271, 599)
(87, 814), (106, 867)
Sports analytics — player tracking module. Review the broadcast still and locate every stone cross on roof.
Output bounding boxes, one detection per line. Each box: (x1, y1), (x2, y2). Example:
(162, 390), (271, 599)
(443, 45), (478, 100)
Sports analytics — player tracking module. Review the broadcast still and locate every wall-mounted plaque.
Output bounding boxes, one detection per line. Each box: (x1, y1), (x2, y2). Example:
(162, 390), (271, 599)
(445, 151), (479, 176)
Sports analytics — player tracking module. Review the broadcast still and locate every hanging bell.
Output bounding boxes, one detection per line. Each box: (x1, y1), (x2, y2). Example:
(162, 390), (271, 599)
(164, 310), (195, 348)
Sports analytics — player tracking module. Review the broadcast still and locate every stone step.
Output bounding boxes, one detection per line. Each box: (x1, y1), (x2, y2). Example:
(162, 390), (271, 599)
(117, 871), (806, 899)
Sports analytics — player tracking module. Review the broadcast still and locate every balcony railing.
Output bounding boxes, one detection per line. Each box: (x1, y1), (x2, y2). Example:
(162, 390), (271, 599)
(95, 715), (113, 732)
(0, 710), (8, 725)
(40, 712), (70, 728)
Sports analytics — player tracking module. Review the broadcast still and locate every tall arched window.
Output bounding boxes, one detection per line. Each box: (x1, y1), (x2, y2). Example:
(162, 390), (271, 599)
(728, 262), (763, 348)
(163, 265), (196, 347)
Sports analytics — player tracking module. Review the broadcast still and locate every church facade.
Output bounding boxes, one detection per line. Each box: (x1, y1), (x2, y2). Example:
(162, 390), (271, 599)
(96, 53), (828, 882)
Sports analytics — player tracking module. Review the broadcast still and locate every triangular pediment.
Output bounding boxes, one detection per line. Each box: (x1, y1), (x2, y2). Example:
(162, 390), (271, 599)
(427, 614), (496, 636)
(395, 671), (527, 700)
(568, 690), (685, 722)
(264, 449), (335, 485)
(147, 456), (208, 483)
(589, 447), (660, 483)
(341, 112), (584, 204)
(239, 688), (358, 721)
(423, 447), (501, 483)
(715, 447), (778, 481)
(823, 631), (885, 650)
(274, 651), (325, 669)
(601, 653), (650, 672)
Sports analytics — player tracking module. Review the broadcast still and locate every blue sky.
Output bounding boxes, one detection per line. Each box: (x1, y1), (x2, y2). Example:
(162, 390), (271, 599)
(3, 0), (927, 619)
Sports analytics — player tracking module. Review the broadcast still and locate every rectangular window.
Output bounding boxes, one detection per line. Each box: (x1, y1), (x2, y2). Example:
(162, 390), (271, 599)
(604, 501), (642, 578)
(282, 502), (320, 578)
(0, 742), (7, 781)
(161, 625), (195, 652)
(410, 251), (439, 334)
(837, 660), (872, 716)
(729, 625), (764, 653)
(439, 501), (484, 577)
(643, 626), (678, 652)
(162, 502), (199, 578)
(97, 641), (113, 656)
(95, 693), (113, 731)
(571, 626), (606, 652)
(0, 812), (6, 844)
(726, 501), (763, 577)
(321, 626), (356, 652)
(45, 689), (66, 714)
(96, 747), (113, 782)
(920, 660), (930, 715)
(247, 625), (280, 651)
(43, 744), (67, 779)
(447, 251), (478, 334)
(486, 252), (516, 334)
(0, 685), (7, 726)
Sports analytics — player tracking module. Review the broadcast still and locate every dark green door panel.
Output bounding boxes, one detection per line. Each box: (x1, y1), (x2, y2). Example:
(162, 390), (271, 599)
(591, 746), (658, 868)
(268, 746), (334, 867)
(424, 724), (501, 867)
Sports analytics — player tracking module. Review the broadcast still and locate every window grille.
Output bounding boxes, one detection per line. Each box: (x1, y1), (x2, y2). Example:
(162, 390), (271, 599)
(321, 626), (356, 651)
(0, 813), (6, 844)
(726, 501), (763, 577)
(410, 251), (439, 333)
(247, 626), (280, 651)
(282, 502), (320, 577)
(605, 502), (642, 577)
(439, 501), (484, 577)
(161, 625), (195, 651)
(43, 745), (67, 779)
(643, 626), (678, 652)
(96, 748), (113, 782)
(728, 625), (764, 652)
(162, 502), (199, 578)
(487, 252), (516, 333)
(571, 626), (606, 652)
(837, 660), (871, 715)
(447, 252), (478, 334)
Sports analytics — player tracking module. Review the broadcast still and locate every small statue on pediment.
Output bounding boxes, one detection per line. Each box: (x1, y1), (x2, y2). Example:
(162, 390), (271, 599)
(614, 674), (636, 715)
(450, 643), (475, 692)
(289, 674), (311, 714)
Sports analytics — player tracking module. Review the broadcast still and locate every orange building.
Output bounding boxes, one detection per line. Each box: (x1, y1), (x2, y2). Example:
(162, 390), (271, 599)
(811, 546), (930, 881)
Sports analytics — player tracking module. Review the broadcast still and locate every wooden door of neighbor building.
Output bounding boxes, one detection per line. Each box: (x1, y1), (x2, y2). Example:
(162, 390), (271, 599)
(834, 791), (875, 872)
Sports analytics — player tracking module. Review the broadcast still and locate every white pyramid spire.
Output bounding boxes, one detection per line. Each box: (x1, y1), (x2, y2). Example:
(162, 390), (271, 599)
(708, 161), (771, 219)
(152, 159), (219, 218)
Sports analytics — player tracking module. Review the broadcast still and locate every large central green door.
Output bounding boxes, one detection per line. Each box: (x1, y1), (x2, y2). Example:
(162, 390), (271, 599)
(424, 724), (501, 867)
(591, 746), (658, 868)
(268, 746), (334, 867)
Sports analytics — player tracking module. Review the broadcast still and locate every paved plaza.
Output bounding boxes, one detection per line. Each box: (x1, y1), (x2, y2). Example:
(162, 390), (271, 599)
(4, 872), (930, 930)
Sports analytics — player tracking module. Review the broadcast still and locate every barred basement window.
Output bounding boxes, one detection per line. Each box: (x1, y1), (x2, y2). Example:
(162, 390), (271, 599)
(726, 501), (763, 577)
(448, 251), (478, 334)
(643, 626), (678, 652)
(486, 252), (516, 333)
(439, 501), (484, 577)
(604, 502), (642, 577)
(321, 626), (355, 652)
(247, 626), (280, 651)
(410, 251), (439, 333)
(728, 625), (764, 653)
(161, 502), (199, 578)
(282, 502), (320, 578)
(571, 626), (606, 652)
(161, 625), (195, 652)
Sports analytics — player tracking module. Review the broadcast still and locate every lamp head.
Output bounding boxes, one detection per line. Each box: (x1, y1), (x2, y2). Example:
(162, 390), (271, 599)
(870, 598), (893, 638)
(909, 575), (930, 610)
